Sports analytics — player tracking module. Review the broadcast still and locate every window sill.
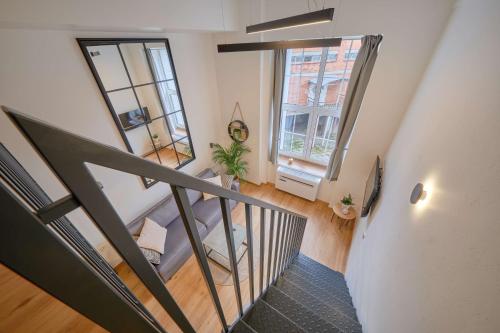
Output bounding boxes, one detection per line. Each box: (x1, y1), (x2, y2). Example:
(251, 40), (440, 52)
(277, 155), (326, 178)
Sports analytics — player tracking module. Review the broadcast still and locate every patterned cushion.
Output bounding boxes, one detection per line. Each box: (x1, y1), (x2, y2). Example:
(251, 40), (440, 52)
(140, 247), (161, 265)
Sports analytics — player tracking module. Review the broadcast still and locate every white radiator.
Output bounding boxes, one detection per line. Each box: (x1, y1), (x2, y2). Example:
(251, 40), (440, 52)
(275, 166), (321, 201)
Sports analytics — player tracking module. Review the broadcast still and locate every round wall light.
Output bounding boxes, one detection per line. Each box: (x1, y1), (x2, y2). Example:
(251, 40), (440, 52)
(410, 183), (427, 204)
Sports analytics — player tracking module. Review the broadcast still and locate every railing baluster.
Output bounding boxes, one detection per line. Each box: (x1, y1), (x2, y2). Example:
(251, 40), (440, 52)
(266, 210), (275, 289)
(219, 198), (243, 316)
(272, 212), (282, 282)
(171, 186), (228, 331)
(277, 214), (289, 276)
(293, 219), (302, 258)
(298, 219), (306, 252)
(290, 219), (298, 261)
(244, 203), (255, 304)
(283, 216), (295, 269)
(287, 217), (298, 267)
(259, 207), (265, 295)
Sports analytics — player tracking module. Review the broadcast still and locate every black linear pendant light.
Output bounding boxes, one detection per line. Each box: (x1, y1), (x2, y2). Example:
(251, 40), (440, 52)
(218, 7), (337, 53)
(246, 8), (335, 34)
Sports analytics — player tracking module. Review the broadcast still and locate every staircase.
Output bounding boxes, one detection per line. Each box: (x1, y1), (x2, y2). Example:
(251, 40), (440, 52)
(233, 253), (362, 333)
(2, 107), (361, 333)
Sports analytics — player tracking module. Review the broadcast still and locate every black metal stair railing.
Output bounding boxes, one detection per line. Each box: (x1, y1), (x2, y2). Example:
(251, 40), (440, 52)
(1, 106), (308, 333)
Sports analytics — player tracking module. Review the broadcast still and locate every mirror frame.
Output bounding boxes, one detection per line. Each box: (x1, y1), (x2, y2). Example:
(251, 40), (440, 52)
(77, 38), (196, 188)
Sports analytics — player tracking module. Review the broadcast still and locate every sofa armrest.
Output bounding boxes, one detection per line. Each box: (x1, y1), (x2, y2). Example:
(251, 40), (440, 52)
(231, 179), (240, 192)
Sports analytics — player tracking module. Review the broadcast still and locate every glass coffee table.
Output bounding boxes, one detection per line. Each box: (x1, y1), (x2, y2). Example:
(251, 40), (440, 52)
(203, 222), (247, 272)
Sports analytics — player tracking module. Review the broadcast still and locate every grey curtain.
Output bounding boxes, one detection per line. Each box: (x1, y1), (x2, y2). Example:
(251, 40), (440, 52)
(268, 48), (287, 164)
(326, 35), (383, 181)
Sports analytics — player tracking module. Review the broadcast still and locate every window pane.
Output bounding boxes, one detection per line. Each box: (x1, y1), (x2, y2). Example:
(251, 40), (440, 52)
(282, 48), (321, 106)
(284, 114), (294, 132)
(294, 113), (309, 135)
(291, 134), (306, 154)
(310, 138), (335, 163)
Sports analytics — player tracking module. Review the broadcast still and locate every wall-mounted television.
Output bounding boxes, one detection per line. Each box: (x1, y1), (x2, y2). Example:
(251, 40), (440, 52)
(118, 107), (150, 131)
(361, 156), (382, 217)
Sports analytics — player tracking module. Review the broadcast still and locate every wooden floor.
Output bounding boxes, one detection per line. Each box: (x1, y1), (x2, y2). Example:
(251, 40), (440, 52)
(0, 182), (355, 333)
(144, 146), (190, 169)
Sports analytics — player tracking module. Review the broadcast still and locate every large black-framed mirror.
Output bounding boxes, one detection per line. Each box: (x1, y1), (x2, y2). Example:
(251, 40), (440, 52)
(78, 38), (195, 188)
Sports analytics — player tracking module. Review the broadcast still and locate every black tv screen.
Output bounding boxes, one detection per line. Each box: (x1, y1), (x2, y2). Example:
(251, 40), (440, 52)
(118, 107), (150, 131)
(361, 156), (382, 217)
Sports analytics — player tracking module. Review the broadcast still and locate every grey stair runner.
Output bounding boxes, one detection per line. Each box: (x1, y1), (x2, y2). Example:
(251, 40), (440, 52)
(263, 286), (342, 333)
(288, 263), (351, 297)
(232, 319), (258, 333)
(275, 278), (362, 333)
(243, 299), (305, 333)
(283, 270), (354, 306)
(233, 253), (362, 333)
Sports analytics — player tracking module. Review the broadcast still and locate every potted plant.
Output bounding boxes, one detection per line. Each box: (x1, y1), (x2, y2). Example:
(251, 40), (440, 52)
(151, 134), (161, 148)
(340, 193), (354, 215)
(212, 142), (251, 187)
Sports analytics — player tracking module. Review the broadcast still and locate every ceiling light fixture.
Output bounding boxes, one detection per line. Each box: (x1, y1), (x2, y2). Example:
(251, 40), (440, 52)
(218, 37), (341, 53)
(246, 8), (335, 34)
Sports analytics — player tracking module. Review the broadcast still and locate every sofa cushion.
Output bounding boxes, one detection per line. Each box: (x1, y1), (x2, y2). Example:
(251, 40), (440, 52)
(156, 216), (208, 280)
(192, 197), (238, 232)
(136, 218), (167, 254)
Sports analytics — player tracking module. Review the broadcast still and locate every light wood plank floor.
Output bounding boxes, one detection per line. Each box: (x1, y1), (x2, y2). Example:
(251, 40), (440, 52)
(0, 182), (355, 333)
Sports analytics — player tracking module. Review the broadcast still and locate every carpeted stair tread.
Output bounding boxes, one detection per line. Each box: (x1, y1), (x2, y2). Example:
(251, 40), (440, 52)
(232, 319), (258, 333)
(263, 286), (342, 333)
(275, 278), (362, 332)
(294, 254), (346, 280)
(288, 263), (351, 297)
(243, 299), (305, 333)
(283, 270), (354, 306)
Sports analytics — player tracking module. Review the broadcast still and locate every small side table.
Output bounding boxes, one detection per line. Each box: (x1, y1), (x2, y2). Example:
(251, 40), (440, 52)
(330, 203), (356, 230)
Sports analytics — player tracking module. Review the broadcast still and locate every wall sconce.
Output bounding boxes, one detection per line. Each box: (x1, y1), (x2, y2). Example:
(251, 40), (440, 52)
(410, 183), (427, 204)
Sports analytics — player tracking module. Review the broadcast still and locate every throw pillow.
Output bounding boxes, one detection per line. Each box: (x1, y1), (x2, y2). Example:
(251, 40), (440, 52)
(203, 175), (222, 200)
(136, 218), (167, 254)
(140, 247), (161, 265)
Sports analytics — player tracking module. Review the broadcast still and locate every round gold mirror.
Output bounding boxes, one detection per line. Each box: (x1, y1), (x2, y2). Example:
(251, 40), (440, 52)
(228, 120), (249, 143)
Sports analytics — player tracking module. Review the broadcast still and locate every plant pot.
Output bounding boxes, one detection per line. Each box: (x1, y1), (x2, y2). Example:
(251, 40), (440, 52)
(221, 174), (234, 189)
(341, 204), (351, 215)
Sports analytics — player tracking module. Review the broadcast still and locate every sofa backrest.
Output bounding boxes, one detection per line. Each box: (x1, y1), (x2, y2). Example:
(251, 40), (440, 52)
(126, 168), (216, 235)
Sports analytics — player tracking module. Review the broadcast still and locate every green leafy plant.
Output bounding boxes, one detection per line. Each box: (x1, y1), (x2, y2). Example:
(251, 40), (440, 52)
(212, 142), (251, 179)
(183, 145), (192, 157)
(152, 133), (159, 139)
(341, 193), (353, 206)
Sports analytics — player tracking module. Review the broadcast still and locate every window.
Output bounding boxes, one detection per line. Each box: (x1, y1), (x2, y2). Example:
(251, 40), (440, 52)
(279, 39), (361, 166)
(344, 49), (359, 60)
(327, 52), (338, 62)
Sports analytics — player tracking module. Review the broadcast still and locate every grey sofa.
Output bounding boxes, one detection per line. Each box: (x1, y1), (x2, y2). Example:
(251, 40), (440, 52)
(126, 168), (238, 281)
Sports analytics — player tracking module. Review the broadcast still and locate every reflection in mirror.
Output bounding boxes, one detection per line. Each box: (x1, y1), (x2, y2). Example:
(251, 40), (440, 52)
(119, 43), (153, 86)
(79, 38), (195, 187)
(86, 45), (130, 91)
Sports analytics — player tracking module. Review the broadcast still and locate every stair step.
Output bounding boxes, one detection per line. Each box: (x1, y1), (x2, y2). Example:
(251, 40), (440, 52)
(263, 286), (342, 333)
(275, 278), (362, 333)
(283, 270), (354, 306)
(294, 253), (346, 281)
(288, 263), (351, 297)
(232, 319), (258, 333)
(243, 299), (305, 333)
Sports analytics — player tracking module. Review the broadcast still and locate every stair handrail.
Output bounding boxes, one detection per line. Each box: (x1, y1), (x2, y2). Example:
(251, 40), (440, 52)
(3, 106), (308, 333)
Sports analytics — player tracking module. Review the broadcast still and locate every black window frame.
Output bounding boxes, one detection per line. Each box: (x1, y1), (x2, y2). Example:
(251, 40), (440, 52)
(77, 38), (196, 188)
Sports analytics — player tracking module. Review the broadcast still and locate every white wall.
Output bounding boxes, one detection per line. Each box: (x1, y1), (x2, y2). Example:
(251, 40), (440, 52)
(0, 0), (239, 32)
(346, 0), (500, 331)
(0, 28), (221, 261)
(214, 0), (455, 205)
